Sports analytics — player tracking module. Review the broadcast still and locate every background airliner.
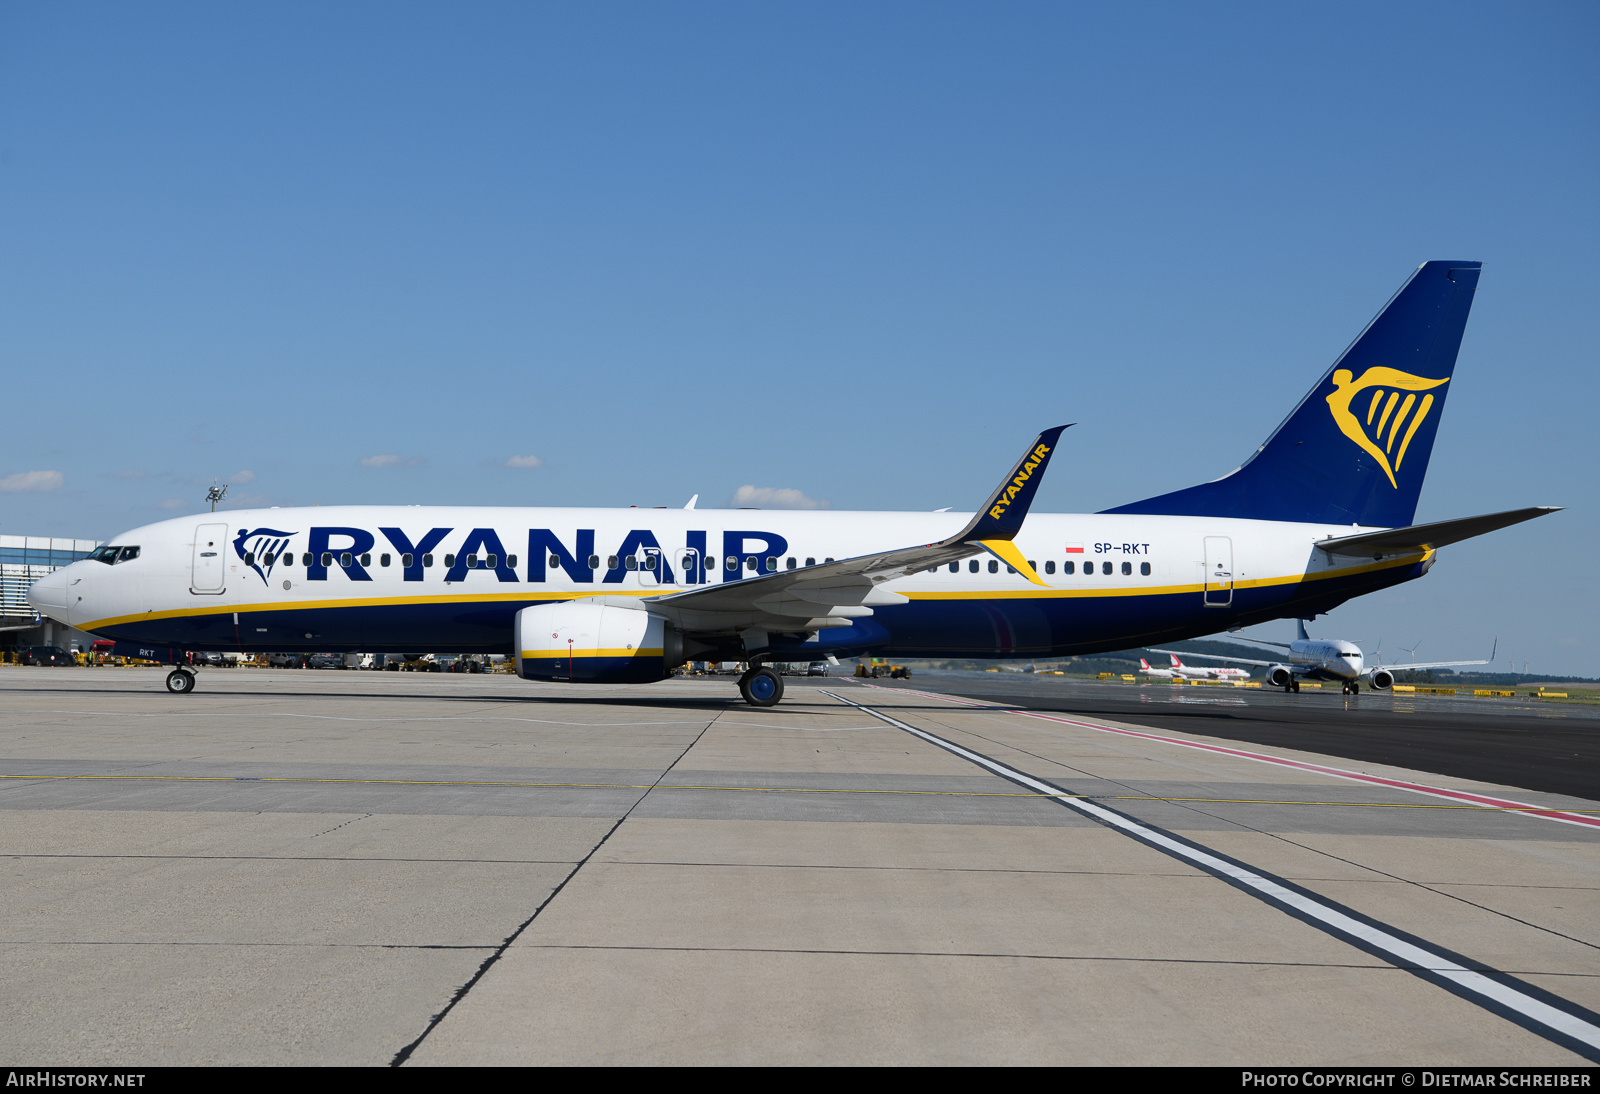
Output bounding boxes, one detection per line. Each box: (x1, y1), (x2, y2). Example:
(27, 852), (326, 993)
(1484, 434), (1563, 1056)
(1150, 622), (1494, 695)
(1164, 654), (1251, 682)
(29, 261), (1558, 706)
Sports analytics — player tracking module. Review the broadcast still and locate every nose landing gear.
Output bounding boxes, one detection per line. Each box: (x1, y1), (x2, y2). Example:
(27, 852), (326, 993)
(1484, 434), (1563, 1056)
(165, 669), (196, 695)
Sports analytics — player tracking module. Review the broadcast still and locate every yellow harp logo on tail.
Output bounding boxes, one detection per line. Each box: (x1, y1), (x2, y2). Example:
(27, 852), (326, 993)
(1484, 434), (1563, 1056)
(1325, 367), (1449, 488)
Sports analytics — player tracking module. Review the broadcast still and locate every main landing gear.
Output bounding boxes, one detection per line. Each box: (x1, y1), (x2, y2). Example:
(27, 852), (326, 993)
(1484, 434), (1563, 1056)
(1283, 680), (1300, 693)
(165, 669), (196, 695)
(738, 666), (784, 707)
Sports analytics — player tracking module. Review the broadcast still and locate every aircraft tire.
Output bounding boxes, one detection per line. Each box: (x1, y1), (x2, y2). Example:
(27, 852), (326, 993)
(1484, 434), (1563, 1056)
(740, 667), (784, 707)
(165, 669), (195, 695)
(1351, 682), (1359, 694)
(1291, 681), (1300, 693)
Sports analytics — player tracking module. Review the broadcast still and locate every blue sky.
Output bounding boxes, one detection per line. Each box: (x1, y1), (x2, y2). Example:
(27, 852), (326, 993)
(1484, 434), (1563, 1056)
(2, 2), (1596, 674)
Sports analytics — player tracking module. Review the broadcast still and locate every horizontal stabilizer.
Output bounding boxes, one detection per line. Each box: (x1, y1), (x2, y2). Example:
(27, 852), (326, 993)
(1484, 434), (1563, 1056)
(1316, 506), (1561, 555)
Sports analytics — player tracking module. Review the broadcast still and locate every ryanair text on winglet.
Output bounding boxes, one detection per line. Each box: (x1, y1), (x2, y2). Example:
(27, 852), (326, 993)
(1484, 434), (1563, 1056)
(988, 443), (1052, 521)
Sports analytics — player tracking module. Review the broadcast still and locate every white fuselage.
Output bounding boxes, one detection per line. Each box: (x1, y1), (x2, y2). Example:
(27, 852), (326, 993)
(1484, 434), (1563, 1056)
(31, 506), (1430, 662)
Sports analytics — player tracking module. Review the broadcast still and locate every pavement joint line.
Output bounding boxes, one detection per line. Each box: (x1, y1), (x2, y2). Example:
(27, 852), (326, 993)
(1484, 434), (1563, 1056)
(387, 709), (723, 1067)
(2, 772), (1592, 813)
(512, 943), (1600, 973)
(823, 689), (1600, 1063)
(863, 682), (1600, 830)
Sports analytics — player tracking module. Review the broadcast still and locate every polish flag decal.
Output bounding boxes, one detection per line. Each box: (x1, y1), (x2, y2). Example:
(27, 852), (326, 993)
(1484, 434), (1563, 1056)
(1064, 543), (1084, 554)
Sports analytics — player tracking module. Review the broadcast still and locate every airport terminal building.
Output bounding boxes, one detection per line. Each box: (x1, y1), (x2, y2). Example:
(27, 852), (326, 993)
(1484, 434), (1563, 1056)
(1, 534), (102, 653)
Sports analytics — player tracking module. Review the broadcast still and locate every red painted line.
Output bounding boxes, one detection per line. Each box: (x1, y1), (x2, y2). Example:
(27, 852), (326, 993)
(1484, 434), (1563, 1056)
(861, 682), (1600, 830)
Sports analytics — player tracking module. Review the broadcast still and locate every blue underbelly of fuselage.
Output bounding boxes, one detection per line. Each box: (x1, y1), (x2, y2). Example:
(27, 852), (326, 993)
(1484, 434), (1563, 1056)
(95, 561), (1426, 659)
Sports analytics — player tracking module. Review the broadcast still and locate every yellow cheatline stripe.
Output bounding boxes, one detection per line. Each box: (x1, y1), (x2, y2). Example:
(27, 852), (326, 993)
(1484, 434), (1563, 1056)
(519, 648), (664, 660)
(3, 772), (1591, 813)
(976, 539), (1048, 587)
(77, 588), (660, 633)
(77, 550), (1433, 628)
(903, 551), (1429, 602)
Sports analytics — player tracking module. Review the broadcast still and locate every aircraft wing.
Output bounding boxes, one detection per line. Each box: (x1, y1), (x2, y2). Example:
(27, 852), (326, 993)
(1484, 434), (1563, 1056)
(1145, 647), (1291, 669)
(643, 426), (1070, 636)
(1315, 507), (1561, 556)
(1369, 639), (1495, 677)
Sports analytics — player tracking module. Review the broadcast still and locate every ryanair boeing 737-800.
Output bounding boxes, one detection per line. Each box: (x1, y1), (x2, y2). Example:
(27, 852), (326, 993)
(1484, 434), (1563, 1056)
(28, 261), (1559, 705)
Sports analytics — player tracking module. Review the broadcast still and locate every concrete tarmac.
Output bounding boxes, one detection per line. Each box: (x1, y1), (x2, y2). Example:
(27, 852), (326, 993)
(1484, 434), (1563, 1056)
(1, 666), (1596, 1065)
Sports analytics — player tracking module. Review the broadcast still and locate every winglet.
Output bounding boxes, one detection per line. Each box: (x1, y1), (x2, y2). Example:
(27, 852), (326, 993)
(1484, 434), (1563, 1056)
(952, 425), (1071, 544)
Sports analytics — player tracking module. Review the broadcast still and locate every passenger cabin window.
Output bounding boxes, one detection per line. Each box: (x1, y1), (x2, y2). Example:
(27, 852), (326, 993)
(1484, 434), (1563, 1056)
(321, 553), (334, 567)
(444, 554), (456, 568)
(1140, 562), (1151, 576)
(381, 554), (391, 567)
(361, 553), (372, 567)
(1005, 564), (1015, 574)
(1121, 561), (1131, 575)
(1102, 561), (1112, 575)
(263, 553), (275, 566)
(280, 553), (293, 568)
(340, 552), (352, 568)
(303, 553), (314, 566)
(948, 561), (959, 573)
(786, 557), (796, 570)
(466, 554), (479, 569)
(1063, 561), (1074, 574)
(244, 552), (255, 566)
(824, 558), (834, 563)
(507, 555), (517, 569)
(422, 553), (434, 568)
(589, 555), (601, 569)
(969, 560), (979, 573)
(551, 555), (562, 568)
(765, 557), (776, 572)
(625, 555), (637, 570)
(1045, 561), (1056, 574)
(805, 557), (816, 567)
(726, 556), (737, 570)
(746, 557), (758, 571)
(401, 553), (413, 568)
(1028, 561), (1037, 572)
(988, 560), (998, 573)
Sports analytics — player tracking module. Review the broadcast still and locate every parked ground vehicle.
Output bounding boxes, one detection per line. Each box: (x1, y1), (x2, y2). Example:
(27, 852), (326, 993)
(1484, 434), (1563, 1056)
(807, 661), (828, 676)
(20, 646), (73, 666)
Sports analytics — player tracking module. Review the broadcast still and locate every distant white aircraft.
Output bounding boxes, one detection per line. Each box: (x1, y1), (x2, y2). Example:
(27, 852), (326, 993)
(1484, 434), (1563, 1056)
(1138, 657), (1179, 680)
(1165, 653), (1251, 681)
(1149, 622), (1494, 695)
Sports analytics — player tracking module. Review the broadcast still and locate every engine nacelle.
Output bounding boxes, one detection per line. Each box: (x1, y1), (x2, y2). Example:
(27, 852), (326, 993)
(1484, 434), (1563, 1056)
(1266, 664), (1294, 688)
(1369, 669), (1394, 691)
(515, 601), (682, 684)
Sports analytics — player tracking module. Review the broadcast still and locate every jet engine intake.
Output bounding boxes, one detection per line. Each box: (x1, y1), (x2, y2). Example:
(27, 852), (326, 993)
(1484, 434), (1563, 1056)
(1369, 669), (1394, 691)
(515, 601), (682, 683)
(1266, 664), (1294, 688)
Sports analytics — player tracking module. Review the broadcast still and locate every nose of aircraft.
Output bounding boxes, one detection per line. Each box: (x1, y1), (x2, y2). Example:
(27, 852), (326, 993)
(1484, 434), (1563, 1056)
(27, 567), (69, 623)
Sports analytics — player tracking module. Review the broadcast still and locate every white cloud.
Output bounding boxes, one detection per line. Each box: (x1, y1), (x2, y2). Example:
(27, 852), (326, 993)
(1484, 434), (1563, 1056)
(728, 485), (829, 510)
(503, 454), (544, 469)
(227, 470), (256, 485)
(0, 470), (64, 493)
(360, 454), (423, 468)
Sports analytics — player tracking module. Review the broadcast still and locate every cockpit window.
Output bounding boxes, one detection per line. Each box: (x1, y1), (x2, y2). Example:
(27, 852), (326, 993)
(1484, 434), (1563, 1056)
(90, 546), (140, 565)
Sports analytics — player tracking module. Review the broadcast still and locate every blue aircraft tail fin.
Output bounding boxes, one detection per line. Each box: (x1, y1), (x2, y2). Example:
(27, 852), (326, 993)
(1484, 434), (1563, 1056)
(1103, 261), (1481, 528)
